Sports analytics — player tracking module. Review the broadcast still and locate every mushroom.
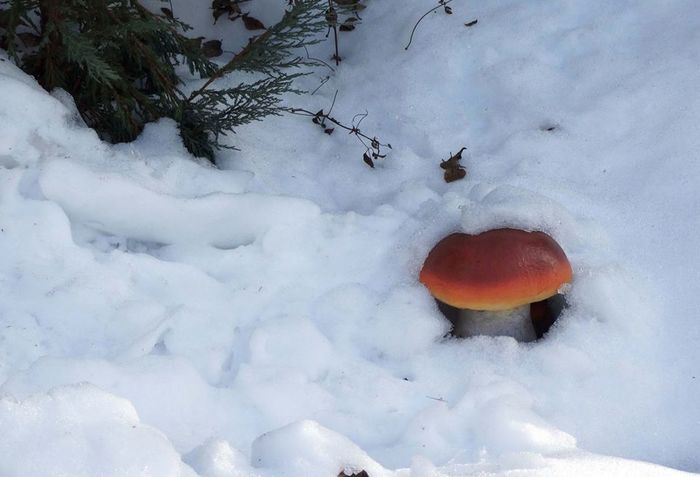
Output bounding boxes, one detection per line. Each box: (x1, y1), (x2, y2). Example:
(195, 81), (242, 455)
(419, 228), (572, 341)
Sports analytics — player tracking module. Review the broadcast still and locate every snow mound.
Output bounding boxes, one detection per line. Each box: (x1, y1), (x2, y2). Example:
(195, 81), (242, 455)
(0, 384), (195, 477)
(410, 452), (697, 477)
(39, 159), (320, 249)
(186, 439), (260, 477)
(251, 420), (391, 477)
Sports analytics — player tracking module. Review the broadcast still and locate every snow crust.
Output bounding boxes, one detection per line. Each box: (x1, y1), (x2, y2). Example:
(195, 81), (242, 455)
(1, 0), (700, 475)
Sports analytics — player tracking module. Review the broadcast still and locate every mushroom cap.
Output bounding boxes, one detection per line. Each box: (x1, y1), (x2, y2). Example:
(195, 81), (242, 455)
(419, 229), (572, 311)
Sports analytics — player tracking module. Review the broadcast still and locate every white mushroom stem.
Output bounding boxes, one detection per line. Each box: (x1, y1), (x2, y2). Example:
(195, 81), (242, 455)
(453, 305), (536, 342)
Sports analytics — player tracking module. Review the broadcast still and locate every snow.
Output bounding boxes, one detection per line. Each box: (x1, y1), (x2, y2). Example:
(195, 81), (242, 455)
(1, 0), (700, 475)
(39, 159), (320, 248)
(251, 420), (392, 477)
(0, 384), (197, 477)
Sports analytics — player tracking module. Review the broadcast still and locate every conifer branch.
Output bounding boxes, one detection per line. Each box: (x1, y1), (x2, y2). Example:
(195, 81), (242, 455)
(189, 0), (326, 102)
(1, 0), (332, 162)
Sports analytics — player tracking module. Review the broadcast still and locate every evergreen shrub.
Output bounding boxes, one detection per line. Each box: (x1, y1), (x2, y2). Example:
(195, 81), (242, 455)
(0, 0), (329, 161)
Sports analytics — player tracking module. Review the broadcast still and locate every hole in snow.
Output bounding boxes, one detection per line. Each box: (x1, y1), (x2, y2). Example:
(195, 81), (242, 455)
(149, 333), (169, 355)
(0, 154), (20, 169)
(436, 293), (568, 342)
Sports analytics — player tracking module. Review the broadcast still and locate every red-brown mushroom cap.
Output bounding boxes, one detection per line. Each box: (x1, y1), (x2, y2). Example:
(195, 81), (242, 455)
(419, 229), (572, 310)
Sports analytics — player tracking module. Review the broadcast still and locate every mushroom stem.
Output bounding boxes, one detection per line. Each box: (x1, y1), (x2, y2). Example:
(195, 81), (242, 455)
(453, 305), (536, 342)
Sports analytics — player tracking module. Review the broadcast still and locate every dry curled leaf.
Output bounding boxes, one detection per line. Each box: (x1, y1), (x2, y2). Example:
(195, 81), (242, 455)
(211, 0), (242, 23)
(242, 13), (266, 30)
(440, 147), (467, 183)
(444, 167), (466, 182)
(465, 19), (478, 27)
(339, 17), (358, 31)
(363, 152), (374, 168)
(201, 39), (223, 58)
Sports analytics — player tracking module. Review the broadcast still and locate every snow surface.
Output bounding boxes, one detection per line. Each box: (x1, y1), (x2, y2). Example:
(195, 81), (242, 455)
(1, 0), (700, 475)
